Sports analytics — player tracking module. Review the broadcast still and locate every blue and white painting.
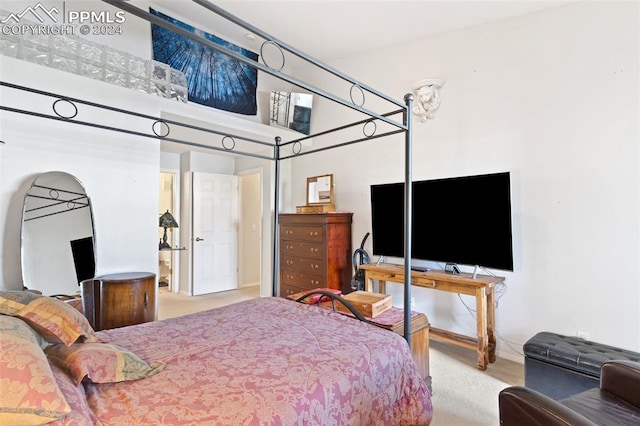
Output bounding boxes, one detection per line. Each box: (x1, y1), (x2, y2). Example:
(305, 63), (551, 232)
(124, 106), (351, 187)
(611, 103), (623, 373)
(150, 8), (258, 115)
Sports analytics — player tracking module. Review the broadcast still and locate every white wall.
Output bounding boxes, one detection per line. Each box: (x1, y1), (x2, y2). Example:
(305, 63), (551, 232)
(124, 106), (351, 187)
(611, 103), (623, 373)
(0, 57), (161, 290)
(290, 1), (640, 358)
(0, 1), (295, 296)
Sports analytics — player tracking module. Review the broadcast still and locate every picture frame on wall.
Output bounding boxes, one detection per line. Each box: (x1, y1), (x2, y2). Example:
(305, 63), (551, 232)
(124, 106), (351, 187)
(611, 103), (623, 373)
(150, 8), (258, 115)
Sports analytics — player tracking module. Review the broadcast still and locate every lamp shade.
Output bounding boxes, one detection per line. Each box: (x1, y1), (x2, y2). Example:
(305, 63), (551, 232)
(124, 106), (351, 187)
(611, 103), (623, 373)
(159, 210), (178, 228)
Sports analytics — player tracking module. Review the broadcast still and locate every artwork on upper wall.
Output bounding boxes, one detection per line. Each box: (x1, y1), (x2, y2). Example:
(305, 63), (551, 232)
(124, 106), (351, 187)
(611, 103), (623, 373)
(150, 8), (258, 115)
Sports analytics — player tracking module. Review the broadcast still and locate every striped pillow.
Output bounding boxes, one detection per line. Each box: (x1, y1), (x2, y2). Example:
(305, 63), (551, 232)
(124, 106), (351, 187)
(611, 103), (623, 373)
(0, 291), (96, 346)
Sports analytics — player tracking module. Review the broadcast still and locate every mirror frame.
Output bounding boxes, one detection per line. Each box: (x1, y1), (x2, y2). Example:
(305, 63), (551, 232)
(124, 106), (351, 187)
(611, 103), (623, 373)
(21, 171), (96, 295)
(306, 174), (334, 205)
(269, 91), (313, 135)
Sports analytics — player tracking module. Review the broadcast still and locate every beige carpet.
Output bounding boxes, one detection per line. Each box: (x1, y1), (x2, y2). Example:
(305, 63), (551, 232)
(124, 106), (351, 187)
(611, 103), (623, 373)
(158, 288), (524, 424)
(158, 285), (261, 320)
(429, 340), (524, 425)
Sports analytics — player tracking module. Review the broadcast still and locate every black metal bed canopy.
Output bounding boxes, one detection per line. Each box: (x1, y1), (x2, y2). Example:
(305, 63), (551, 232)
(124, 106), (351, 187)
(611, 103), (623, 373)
(0, 0), (417, 344)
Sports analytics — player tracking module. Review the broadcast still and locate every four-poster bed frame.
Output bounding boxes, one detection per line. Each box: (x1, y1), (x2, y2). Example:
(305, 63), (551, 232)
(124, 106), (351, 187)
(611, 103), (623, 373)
(1, 0), (417, 343)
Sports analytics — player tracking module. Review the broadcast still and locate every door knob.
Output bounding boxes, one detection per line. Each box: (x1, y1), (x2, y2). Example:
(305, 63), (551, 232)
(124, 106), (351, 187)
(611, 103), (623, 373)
(195, 237), (205, 242)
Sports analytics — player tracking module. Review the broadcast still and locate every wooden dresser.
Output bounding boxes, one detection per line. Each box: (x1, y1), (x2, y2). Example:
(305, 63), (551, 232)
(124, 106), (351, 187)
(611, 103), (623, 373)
(81, 272), (156, 331)
(279, 213), (353, 297)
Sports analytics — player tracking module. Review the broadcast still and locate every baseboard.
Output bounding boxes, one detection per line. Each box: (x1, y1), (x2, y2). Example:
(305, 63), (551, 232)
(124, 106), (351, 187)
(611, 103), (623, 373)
(496, 349), (524, 364)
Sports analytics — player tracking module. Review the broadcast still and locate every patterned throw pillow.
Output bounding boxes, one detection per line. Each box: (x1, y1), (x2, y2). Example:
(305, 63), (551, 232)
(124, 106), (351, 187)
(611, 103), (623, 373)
(0, 291), (41, 315)
(0, 311), (47, 348)
(46, 343), (166, 386)
(0, 291), (96, 346)
(0, 316), (72, 425)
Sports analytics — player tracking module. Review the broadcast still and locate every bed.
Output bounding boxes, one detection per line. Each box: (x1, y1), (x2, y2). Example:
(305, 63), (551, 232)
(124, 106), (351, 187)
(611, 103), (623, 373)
(1, 292), (432, 425)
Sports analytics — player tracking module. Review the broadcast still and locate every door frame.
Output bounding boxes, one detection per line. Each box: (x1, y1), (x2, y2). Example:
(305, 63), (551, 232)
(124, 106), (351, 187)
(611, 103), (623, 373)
(238, 168), (263, 289)
(191, 172), (239, 295)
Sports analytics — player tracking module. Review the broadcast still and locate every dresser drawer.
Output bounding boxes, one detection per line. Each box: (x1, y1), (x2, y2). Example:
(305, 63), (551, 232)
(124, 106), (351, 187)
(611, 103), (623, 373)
(281, 241), (325, 259)
(281, 255), (326, 275)
(281, 225), (324, 242)
(281, 270), (324, 289)
(280, 283), (309, 298)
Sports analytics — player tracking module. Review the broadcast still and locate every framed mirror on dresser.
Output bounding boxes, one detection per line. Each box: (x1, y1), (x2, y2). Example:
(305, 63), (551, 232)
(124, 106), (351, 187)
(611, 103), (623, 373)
(297, 174), (335, 214)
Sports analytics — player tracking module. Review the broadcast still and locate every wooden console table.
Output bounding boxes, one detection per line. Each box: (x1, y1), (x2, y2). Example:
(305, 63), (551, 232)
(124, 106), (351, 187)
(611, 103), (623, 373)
(360, 263), (504, 371)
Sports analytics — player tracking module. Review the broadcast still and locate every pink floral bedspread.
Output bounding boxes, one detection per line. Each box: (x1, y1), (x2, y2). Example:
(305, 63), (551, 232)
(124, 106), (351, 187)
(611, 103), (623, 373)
(64, 297), (432, 425)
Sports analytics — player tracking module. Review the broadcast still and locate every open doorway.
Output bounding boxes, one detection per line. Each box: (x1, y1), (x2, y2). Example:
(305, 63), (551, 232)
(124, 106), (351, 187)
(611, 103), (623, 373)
(159, 171), (180, 292)
(238, 170), (262, 288)
(159, 167), (262, 295)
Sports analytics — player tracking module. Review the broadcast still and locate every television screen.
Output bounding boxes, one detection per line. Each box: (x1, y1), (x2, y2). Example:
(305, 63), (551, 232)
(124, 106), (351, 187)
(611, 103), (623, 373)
(370, 172), (513, 271)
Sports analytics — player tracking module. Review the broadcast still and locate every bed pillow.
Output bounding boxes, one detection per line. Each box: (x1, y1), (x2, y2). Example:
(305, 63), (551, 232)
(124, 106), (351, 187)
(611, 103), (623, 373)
(0, 290), (41, 315)
(0, 315), (72, 425)
(49, 363), (97, 425)
(46, 342), (166, 386)
(0, 311), (48, 349)
(0, 291), (96, 346)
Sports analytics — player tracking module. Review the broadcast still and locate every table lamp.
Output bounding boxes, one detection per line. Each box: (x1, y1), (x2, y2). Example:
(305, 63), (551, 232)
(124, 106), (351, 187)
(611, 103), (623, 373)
(159, 210), (178, 250)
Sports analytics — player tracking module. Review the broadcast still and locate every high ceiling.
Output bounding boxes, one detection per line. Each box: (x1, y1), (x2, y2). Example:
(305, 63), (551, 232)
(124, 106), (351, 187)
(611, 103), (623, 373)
(150, 0), (573, 61)
(138, 0), (573, 155)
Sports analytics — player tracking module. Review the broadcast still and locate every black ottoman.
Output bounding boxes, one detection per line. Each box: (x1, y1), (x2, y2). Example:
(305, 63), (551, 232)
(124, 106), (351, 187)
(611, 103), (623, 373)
(524, 332), (640, 400)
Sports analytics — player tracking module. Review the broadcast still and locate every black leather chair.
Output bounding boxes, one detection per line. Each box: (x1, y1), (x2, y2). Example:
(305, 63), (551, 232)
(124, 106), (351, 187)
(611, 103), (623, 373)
(499, 360), (640, 425)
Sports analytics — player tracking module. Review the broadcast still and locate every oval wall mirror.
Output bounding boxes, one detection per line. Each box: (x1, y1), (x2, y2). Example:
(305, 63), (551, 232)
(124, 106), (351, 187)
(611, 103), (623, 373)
(21, 171), (96, 296)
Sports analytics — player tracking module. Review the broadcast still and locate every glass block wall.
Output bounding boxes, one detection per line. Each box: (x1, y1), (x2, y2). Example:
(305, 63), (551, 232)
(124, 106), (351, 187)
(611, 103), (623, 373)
(0, 11), (188, 103)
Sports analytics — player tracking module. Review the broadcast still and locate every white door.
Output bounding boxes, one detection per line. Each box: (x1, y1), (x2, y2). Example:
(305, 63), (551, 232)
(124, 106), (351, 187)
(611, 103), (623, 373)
(192, 172), (239, 295)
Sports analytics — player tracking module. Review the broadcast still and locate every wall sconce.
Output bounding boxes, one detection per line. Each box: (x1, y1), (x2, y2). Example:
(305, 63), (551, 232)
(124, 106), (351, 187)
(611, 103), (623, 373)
(159, 210), (179, 250)
(411, 79), (444, 122)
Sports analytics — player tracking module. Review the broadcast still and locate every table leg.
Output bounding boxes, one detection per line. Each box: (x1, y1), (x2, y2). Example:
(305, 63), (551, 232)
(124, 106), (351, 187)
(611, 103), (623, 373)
(364, 275), (386, 294)
(487, 288), (497, 363)
(365, 272), (373, 292)
(475, 287), (489, 371)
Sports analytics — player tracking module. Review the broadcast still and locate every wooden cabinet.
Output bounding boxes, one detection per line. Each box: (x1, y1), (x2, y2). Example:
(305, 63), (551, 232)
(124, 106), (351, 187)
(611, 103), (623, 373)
(81, 272), (156, 331)
(279, 213), (353, 297)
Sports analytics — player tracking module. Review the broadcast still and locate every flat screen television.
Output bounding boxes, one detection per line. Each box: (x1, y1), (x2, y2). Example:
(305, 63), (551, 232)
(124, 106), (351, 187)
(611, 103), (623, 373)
(370, 172), (513, 271)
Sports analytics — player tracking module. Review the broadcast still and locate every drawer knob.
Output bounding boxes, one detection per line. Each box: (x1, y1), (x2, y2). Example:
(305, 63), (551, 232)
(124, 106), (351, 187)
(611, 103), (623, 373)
(311, 264), (318, 269)
(310, 248), (318, 253)
(309, 231), (318, 237)
(311, 280), (319, 285)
